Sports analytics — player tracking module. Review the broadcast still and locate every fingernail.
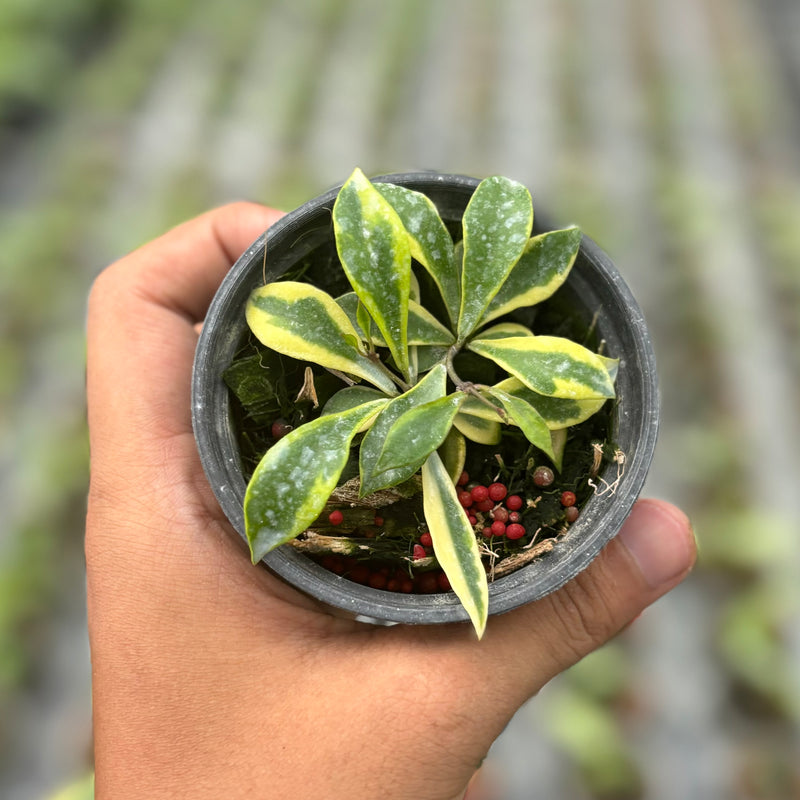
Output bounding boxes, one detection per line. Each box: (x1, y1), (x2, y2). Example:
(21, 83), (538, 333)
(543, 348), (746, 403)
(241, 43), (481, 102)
(617, 500), (696, 590)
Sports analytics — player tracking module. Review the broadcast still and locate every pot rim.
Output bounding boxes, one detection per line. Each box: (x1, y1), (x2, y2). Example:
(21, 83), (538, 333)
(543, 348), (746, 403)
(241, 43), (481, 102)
(192, 171), (659, 625)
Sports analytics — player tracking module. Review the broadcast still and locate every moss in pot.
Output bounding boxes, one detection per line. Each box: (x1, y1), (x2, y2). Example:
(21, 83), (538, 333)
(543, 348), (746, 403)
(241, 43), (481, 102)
(192, 169), (659, 638)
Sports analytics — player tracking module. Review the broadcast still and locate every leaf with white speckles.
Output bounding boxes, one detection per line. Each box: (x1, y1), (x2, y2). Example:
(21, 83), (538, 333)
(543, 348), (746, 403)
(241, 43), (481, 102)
(457, 176), (532, 341)
(245, 399), (388, 562)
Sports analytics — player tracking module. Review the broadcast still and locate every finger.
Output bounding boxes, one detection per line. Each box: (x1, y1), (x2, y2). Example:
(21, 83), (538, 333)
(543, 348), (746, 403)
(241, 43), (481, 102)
(87, 203), (282, 449)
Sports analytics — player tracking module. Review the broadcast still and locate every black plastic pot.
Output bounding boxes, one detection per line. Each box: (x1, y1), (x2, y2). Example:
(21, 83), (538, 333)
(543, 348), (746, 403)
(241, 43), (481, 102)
(192, 172), (659, 625)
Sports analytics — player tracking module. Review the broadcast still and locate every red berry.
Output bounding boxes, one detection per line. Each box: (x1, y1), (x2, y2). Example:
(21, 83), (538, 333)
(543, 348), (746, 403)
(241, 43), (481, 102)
(565, 506), (580, 523)
(458, 491), (474, 508)
(506, 523), (526, 540)
(419, 532), (433, 547)
(368, 572), (387, 590)
(490, 520), (506, 537)
(471, 485), (489, 503)
(491, 506), (509, 523)
(412, 544), (427, 560)
(506, 494), (523, 511)
(468, 514), (477, 525)
(400, 579), (414, 593)
(386, 578), (400, 592)
(417, 572), (439, 593)
(475, 498), (494, 513)
(457, 470), (470, 486)
(349, 563), (370, 584)
(437, 571), (451, 592)
(488, 482), (507, 502)
(532, 466), (554, 487)
(481, 526), (494, 538)
(271, 418), (293, 439)
(509, 511), (521, 523)
(328, 509), (344, 526)
(560, 491), (577, 507)
(374, 514), (384, 526)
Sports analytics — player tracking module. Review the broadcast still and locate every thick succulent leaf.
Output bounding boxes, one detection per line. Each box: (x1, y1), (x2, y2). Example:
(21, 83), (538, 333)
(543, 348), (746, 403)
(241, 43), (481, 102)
(376, 393), (466, 473)
(336, 292), (455, 346)
(438, 428), (467, 484)
(333, 168), (411, 378)
(457, 176), (533, 341)
(422, 452), (488, 638)
(246, 282), (396, 395)
(462, 377), (608, 430)
(474, 321), (534, 340)
(550, 428), (567, 472)
(481, 227), (582, 326)
(359, 364), (447, 495)
(245, 400), (388, 561)
(414, 345), (450, 374)
(375, 182), (460, 327)
(485, 388), (555, 461)
(468, 335), (616, 399)
(322, 385), (388, 416)
(453, 411), (502, 445)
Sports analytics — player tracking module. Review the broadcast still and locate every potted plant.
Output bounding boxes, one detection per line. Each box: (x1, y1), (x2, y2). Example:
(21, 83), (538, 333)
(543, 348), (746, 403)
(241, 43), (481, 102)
(192, 169), (658, 638)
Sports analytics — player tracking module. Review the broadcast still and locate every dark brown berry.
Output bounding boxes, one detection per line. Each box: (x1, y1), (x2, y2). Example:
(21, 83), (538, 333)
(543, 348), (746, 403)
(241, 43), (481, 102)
(271, 418), (293, 440)
(565, 506), (580, 523)
(532, 466), (554, 487)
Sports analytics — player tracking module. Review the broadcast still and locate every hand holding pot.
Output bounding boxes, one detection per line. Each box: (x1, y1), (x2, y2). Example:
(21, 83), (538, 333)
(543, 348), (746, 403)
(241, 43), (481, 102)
(86, 203), (696, 800)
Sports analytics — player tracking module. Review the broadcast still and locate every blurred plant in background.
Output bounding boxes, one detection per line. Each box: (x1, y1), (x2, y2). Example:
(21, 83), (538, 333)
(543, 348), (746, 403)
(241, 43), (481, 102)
(1, 0), (799, 798)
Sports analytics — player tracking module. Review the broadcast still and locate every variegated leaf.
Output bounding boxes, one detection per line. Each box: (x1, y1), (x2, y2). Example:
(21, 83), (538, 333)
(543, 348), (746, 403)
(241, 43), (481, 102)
(474, 321), (534, 340)
(336, 292), (455, 346)
(376, 392), (466, 473)
(375, 182), (460, 327)
(457, 176), (533, 342)
(453, 411), (502, 445)
(468, 335), (616, 399)
(414, 345), (450, 374)
(422, 452), (488, 638)
(246, 282), (396, 395)
(461, 377), (609, 430)
(333, 168), (411, 378)
(480, 227), (582, 326)
(485, 387), (555, 461)
(322, 386), (388, 416)
(359, 364), (447, 496)
(438, 428), (467, 484)
(245, 399), (388, 561)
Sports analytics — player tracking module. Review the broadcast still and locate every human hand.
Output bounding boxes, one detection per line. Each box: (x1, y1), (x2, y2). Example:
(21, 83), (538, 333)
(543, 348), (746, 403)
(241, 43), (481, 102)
(86, 203), (696, 800)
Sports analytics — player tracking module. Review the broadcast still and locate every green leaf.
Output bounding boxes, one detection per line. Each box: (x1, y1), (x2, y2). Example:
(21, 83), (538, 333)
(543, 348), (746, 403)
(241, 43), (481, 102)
(485, 387), (555, 461)
(438, 427), (467, 484)
(480, 227), (582, 326)
(461, 377), (609, 430)
(375, 182), (460, 327)
(333, 168), (411, 379)
(246, 282), (397, 395)
(473, 321), (534, 340)
(453, 411), (502, 445)
(414, 345), (450, 374)
(336, 292), (455, 346)
(245, 399), (388, 561)
(376, 392), (466, 473)
(457, 176), (533, 341)
(321, 385), (388, 416)
(422, 452), (488, 638)
(468, 335), (616, 399)
(359, 364), (447, 495)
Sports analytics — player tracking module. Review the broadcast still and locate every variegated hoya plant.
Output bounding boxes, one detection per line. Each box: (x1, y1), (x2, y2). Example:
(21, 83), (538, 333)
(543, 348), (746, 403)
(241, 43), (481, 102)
(242, 168), (617, 637)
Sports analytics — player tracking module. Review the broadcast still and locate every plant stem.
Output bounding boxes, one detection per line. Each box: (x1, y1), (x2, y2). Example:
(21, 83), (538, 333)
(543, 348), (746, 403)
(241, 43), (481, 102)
(368, 352), (410, 392)
(445, 346), (507, 421)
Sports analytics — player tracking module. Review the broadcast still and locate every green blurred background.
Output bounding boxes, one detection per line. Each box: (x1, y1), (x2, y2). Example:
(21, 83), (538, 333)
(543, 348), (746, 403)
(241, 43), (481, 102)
(1, 0), (799, 798)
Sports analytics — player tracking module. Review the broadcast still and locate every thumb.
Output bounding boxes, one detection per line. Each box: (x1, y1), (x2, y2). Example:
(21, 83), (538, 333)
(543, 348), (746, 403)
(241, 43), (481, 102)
(483, 499), (696, 697)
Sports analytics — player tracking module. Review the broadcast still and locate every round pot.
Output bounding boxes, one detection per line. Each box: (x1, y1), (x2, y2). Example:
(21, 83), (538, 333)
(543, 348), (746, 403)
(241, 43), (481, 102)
(192, 172), (659, 625)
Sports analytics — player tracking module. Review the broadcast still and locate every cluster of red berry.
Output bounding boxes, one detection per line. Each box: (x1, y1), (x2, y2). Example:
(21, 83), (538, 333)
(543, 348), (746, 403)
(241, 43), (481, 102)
(318, 553), (451, 594)
(455, 473), (528, 540)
